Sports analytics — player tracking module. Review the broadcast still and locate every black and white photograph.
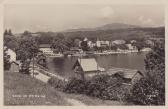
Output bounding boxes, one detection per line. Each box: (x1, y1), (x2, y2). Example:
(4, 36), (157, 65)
(3, 1), (165, 106)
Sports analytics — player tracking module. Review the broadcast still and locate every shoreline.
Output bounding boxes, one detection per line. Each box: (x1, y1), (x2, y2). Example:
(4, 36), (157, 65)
(45, 50), (151, 58)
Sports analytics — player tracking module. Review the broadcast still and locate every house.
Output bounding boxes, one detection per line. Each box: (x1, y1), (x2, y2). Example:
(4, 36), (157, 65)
(113, 70), (144, 85)
(73, 58), (105, 80)
(126, 44), (137, 50)
(111, 40), (126, 45)
(4, 46), (16, 62)
(9, 61), (21, 72)
(39, 44), (53, 55)
(96, 38), (110, 47)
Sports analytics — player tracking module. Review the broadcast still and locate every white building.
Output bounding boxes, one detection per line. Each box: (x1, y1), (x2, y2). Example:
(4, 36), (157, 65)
(39, 44), (53, 55)
(96, 40), (110, 47)
(4, 46), (16, 62)
(111, 40), (126, 45)
(87, 41), (94, 48)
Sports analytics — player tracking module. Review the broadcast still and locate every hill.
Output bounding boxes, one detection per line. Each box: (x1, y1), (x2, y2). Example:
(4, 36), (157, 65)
(65, 23), (139, 32)
(63, 27), (165, 41)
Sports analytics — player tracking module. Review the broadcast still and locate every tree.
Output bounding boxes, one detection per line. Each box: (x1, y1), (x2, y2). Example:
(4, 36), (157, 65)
(8, 29), (12, 36)
(4, 47), (11, 70)
(51, 33), (69, 53)
(131, 41), (165, 105)
(132, 41), (145, 51)
(4, 29), (8, 36)
(17, 37), (39, 74)
(4, 35), (19, 51)
(74, 39), (81, 47)
(22, 30), (32, 37)
(80, 41), (88, 51)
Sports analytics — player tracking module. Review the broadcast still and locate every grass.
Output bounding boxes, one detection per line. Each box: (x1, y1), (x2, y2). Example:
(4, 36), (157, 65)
(57, 92), (127, 106)
(4, 71), (129, 106)
(4, 71), (70, 105)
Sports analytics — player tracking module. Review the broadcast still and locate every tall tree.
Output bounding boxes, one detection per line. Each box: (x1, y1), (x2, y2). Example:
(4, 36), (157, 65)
(17, 37), (39, 74)
(4, 29), (8, 36)
(51, 33), (69, 53)
(8, 29), (12, 36)
(80, 41), (88, 51)
(131, 41), (165, 105)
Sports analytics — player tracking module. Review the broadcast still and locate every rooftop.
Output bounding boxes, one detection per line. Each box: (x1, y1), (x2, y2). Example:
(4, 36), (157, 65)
(73, 58), (105, 72)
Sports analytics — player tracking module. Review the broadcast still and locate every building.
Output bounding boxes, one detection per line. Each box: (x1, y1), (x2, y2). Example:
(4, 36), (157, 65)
(112, 70), (144, 85)
(39, 44), (53, 55)
(87, 41), (93, 48)
(9, 61), (21, 72)
(126, 44), (137, 50)
(4, 46), (16, 62)
(96, 39), (110, 47)
(111, 40), (126, 45)
(73, 58), (105, 80)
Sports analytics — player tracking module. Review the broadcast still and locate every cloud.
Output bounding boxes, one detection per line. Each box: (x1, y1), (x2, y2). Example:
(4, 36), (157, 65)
(100, 6), (115, 19)
(138, 16), (155, 26)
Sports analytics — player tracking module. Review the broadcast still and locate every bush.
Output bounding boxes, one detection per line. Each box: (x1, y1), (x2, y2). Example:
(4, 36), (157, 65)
(63, 74), (131, 102)
(63, 78), (87, 94)
(48, 77), (67, 90)
(130, 42), (165, 105)
(130, 78), (164, 105)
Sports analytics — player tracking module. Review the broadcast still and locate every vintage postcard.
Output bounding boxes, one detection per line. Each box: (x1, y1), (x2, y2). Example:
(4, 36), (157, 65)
(1, 0), (166, 108)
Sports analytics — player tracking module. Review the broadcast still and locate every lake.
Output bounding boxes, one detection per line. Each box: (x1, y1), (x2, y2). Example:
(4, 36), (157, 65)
(46, 52), (148, 78)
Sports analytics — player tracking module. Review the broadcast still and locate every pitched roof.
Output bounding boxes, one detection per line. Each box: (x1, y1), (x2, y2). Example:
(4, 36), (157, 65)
(74, 58), (104, 72)
(108, 67), (139, 79)
(115, 71), (141, 79)
(39, 44), (51, 48)
(11, 61), (21, 66)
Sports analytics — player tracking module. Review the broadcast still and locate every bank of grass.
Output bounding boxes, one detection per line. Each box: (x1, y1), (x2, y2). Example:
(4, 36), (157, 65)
(4, 71), (70, 105)
(4, 71), (129, 106)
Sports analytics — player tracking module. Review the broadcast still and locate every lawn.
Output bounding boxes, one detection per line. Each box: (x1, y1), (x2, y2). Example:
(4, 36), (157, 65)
(4, 71), (70, 105)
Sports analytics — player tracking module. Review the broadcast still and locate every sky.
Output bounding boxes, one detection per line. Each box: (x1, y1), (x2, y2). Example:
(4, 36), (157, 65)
(4, 4), (164, 33)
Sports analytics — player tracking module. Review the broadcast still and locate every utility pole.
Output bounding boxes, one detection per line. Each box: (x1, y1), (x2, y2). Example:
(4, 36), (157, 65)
(33, 52), (34, 78)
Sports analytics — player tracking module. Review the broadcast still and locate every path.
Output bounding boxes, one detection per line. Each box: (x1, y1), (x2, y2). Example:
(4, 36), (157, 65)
(66, 98), (86, 106)
(31, 71), (51, 83)
(30, 65), (86, 106)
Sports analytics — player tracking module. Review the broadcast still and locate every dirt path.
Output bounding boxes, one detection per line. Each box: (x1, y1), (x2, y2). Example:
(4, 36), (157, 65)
(30, 66), (86, 106)
(66, 98), (86, 106)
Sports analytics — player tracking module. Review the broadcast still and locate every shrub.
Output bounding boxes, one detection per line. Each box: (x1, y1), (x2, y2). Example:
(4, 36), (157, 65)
(130, 78), (164, 105)
(130, 42), (165, 105)
(48, 77), (67, 90)
(63, 78), (87, 94)
(63, 74), (131, 102)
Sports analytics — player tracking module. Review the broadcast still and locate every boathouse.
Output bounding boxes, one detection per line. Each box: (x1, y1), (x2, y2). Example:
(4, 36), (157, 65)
(108, 68), (144, 85)
(73, 58), (105, 80)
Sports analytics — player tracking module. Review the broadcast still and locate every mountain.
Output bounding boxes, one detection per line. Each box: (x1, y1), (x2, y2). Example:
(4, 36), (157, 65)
(65, 23), (140, 32)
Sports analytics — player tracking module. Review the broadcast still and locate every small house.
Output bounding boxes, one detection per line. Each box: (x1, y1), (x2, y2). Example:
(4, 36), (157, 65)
(73, 58), (105, 80)
(4, 46), (16, 62)
(113, 70), (144, 85)
(9, 61), (20, 72)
